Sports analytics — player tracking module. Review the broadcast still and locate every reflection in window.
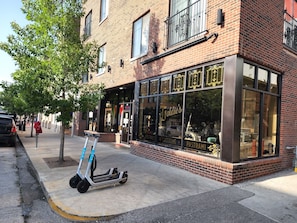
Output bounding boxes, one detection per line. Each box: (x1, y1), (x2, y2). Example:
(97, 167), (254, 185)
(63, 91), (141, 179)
(243, 63), (255, 88)
(241, 63), (280, 160)
(132, 13), (150, 58)
(138, 97), (157, 142)
(184, 89), (222, 156)
(84, 11), (92, 37)
(100, 0), (108, 22)
(241, 90), (260, 159)
(258, 68), (268, 91)
(270, 73), (278, 94)
(98, 44), (106, 74)
(158, 94), (183, 148)
(262, 95), (277, 156)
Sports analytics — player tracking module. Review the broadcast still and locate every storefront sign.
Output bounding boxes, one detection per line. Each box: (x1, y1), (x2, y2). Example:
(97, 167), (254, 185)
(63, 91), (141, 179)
(159, 136), (181, 146)
(159, 104), (183, 122)
(184, 140), (212, 152)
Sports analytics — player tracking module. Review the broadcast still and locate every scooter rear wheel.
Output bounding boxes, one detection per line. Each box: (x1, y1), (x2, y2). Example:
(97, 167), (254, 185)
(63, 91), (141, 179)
(69, 174), (81, 188)
(77, 179), (90, 193)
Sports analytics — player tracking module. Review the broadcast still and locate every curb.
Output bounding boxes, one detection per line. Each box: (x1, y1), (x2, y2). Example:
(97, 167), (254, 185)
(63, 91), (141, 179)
(18, 133), (101, 222)
(47, 198), (100, 222)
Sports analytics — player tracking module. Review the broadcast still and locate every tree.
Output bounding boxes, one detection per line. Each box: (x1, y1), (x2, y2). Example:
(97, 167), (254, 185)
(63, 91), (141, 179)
(0, 0), (104, 162)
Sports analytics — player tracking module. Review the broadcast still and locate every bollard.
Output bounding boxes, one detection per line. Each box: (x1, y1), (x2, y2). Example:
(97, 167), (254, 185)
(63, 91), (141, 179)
(285, 146), (297, 172)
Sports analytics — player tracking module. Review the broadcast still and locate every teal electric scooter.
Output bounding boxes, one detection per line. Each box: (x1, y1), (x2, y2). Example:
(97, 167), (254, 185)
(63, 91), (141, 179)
(69, 131), (119, 188)
(75, 130), (128, 193)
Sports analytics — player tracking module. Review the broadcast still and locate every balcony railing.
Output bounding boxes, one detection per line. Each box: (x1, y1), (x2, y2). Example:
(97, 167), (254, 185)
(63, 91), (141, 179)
(284, 11), (297, 50)
(165, 0), (206, 48)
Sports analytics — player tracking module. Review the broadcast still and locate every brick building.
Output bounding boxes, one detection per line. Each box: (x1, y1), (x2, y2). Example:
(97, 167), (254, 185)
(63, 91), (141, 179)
(77, 0), (297, 184)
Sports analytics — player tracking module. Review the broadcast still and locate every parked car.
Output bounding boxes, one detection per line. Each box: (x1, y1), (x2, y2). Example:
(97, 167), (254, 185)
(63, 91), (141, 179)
(0, 114), (17, 146)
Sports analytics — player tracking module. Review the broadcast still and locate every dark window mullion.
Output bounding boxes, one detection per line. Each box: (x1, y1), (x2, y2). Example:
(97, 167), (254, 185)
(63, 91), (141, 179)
(258, 93), (264, 157)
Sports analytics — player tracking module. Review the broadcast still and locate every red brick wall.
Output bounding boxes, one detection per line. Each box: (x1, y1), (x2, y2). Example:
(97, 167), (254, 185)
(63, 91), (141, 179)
(82, 0), (242, 86)
(130, 141), (283, 184)
(82, 0), (297, 181)
(239, 0), (297, 169)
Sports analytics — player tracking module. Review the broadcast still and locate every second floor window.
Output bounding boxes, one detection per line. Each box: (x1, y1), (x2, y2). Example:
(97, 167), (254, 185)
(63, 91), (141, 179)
(166, 0), (207, 47)
(84, 11), (92, 37)
(284, 0), (297, 50)
(132, 13), (150, 59)
(100, 0), (109, 22)
(98, 44), (106, 75)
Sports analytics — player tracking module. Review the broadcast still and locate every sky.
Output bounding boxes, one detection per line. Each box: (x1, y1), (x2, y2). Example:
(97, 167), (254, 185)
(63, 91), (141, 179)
(0, 0), (28, 84)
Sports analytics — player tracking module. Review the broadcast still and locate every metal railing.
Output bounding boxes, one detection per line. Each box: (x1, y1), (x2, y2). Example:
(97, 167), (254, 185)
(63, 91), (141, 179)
(165, 0), (206, 48)
(284, 11), (297, 50)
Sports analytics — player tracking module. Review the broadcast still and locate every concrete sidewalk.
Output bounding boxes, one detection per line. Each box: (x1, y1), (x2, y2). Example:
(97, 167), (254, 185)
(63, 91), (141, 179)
(17, 127), (297, 222)
(18, 127), (228, 221)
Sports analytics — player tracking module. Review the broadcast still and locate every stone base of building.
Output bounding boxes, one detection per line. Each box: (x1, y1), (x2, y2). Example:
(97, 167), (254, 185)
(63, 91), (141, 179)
(130, 141), (283, 184)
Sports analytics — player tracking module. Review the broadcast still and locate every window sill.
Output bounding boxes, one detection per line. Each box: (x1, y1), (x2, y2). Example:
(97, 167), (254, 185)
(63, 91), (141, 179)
(130, 52), (148, 62)
(99, 16), (108, 26)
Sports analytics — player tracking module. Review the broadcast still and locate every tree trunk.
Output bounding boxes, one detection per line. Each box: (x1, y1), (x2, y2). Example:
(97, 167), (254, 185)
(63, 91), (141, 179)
(59, 124), (65, 162)
(30, 115), (34, 137)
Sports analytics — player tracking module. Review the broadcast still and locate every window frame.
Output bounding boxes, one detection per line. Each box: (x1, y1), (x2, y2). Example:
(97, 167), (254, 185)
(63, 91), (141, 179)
(100, 0), (109, 23)
(98, 44), (106, 75)
(241, 62), (281, 160)
(84, 10), (92, 38)
(283, 0), (297, 50)
(166, 0), (207, 47)
(137, 61), (224, 158)
(131, 13), (150, 59)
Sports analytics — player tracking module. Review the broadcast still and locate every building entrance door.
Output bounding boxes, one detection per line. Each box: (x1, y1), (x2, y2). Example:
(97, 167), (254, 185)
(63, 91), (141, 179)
(119, 102), (133, 144)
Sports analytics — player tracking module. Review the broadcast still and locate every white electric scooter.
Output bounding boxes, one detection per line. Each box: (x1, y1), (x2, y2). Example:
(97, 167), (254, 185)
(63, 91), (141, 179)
(76, 130), (128, 193)
(69, 131), (119, 188)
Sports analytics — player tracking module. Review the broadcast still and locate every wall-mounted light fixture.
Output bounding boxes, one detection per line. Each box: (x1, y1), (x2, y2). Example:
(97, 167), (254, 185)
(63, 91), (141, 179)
(107, 65), (111, 73)
(217, 9), (224, 26)
(152, 42), (158, 54)
(120, 59), (124, 68)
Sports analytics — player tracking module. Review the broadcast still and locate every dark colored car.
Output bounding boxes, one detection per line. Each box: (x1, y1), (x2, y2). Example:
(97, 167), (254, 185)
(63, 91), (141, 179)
(0, 114), (17, 146)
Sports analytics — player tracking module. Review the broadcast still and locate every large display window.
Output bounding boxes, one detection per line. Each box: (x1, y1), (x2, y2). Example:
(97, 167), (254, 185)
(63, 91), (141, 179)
(184, 89), (222, 156)
(241, 63), (280, 159)
(138, 97), (157, 142)
(137, 62), (224, 157)
(158, 94), (183, 148)
(136, 58), (280, 162)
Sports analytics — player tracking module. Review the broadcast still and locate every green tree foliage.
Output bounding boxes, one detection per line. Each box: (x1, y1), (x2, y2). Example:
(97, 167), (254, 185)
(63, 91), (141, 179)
(0, 0), (104, 161)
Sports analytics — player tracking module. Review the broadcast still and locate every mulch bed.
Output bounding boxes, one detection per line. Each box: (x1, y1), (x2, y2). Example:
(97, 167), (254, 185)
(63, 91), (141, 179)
(43, 156), (78, 169)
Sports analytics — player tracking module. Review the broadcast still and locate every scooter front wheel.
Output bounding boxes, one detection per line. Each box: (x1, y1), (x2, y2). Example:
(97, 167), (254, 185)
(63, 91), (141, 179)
(69, 174), (81, 188)
(119, 171), (128, 184)
(77, 179), (90, 193)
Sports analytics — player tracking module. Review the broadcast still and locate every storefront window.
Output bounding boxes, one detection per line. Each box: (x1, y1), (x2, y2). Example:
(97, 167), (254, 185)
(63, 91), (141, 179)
(184, 89), (222, 156)
(258, 68), (268, 91)
(262, 95), (277, 156)
(137, 62), (224, 156)
(138, 97), (157, 142)
(270, 73), (279, 94)
(243, 63), (255, 88)
(158, 94), (183, 148)
(241, 90), (260, 159)
(241, 62), (280, 160)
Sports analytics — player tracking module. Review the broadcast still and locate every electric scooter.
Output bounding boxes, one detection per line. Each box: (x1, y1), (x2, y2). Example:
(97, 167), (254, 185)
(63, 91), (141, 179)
(76, 130), (128, 193)
(69, 131), (119, 188)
